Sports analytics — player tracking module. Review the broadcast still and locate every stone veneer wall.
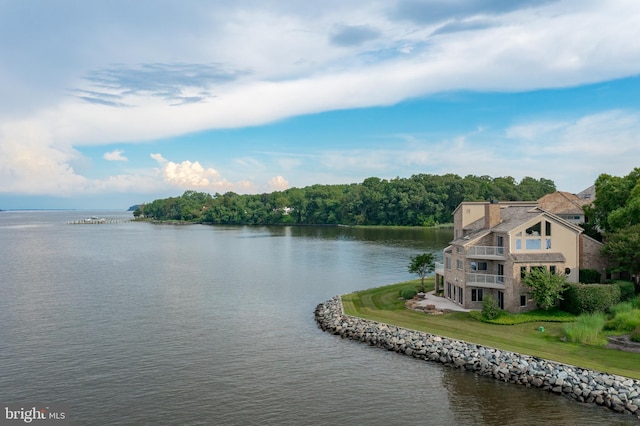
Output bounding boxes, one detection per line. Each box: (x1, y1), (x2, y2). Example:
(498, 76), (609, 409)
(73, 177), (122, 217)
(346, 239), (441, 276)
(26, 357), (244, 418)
(579, 234), (609, 281)
(315, 296), (640, 419)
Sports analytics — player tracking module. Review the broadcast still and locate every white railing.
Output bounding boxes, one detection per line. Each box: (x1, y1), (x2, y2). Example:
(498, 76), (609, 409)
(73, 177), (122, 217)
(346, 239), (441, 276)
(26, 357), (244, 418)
(466, 246), (505, 257)
(466, 273), (506, 289)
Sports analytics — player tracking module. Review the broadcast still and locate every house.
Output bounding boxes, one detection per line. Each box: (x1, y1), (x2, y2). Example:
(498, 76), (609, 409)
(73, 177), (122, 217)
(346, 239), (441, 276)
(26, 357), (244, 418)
(435, 200), (608, 312)
(537, 191), (593, 225)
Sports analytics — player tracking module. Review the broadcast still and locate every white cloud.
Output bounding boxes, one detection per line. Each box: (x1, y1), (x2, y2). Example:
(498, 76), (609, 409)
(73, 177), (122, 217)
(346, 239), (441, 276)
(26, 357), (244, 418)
(268, 176), (289, 191)
(103, 149), (127, 161)
(151, 153), (255, 193)
(1, 0), (640, 203)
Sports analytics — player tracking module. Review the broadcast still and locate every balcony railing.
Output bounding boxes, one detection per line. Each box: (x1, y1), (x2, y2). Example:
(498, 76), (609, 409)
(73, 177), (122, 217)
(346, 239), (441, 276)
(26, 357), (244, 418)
(466, 246), (505, 258)
(466, 273), (506, 289)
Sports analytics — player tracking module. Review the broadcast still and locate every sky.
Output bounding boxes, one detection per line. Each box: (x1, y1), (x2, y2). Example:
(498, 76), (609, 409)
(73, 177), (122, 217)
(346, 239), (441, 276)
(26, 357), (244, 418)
(1, 0), (639, 210)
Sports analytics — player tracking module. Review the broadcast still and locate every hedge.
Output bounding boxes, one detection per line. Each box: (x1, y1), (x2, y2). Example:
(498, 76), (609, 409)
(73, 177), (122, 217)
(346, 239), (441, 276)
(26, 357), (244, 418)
(579, 268), (601, 284)
(560, 283), (621, 315)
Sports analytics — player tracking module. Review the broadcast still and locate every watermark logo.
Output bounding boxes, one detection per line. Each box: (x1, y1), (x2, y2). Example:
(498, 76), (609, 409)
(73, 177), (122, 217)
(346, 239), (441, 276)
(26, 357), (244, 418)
(1, 404), (68, 426)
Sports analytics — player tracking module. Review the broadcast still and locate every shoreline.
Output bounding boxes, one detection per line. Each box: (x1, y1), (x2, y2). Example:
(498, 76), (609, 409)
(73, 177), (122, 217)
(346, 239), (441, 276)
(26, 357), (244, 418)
(315, 295), (640, 419)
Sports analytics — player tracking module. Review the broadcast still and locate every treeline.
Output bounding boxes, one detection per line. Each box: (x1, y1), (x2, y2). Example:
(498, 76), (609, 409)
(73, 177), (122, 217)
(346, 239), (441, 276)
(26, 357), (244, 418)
(134, 174), (556, 226)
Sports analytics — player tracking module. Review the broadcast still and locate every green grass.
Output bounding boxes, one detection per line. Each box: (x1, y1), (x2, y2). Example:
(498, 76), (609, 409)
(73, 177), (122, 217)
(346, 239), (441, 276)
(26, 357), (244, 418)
(341, 279), (640, 380)
(469, 307), (576, 325)
(563, 313), (608, 346)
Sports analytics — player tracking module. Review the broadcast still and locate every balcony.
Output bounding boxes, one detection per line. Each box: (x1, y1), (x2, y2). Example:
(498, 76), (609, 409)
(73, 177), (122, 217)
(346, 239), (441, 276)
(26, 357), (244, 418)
(466, 246), (505, 260)
(435, 262), (444, 275)
(465, 273), (506, 290)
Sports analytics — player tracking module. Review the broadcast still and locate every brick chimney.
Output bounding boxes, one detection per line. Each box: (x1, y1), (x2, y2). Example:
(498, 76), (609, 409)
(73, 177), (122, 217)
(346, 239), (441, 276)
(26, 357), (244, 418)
(485, 200), (501, 229)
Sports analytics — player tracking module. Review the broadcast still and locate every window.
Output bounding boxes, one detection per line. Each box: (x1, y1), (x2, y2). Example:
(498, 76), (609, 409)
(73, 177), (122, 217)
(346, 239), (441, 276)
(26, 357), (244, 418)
(457, 259), (463, 270)
(520, 295), (527, 307)
(447, 282), (452, 298)
(497, 236), (504, 247)
(526, 221), (541, 236)
(515, 231), (522, 250)
(545, 221), (552, 236)
(550, 265), (556, 274)
(445, 256), (451, 270)
(497, 264), (504, 282)
(546, 238), (552, 250)
(526, 239), (542, 250)
(565, 267), (571, 275)
(498, 291), (504, 309)
(456, 246), (462, 254)
(472, 288), (483, 302)
(471, 261), (487, 271)
(458, 287), (463, 304)
(520, 266), (527, 279)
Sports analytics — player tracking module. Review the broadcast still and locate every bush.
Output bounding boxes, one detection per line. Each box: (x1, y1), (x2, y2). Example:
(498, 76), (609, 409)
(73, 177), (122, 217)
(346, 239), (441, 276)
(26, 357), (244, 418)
(579, 269), (601, 284)
(604, 310), (640, 333)
(563, 312), (607, 346)
(399, 287), (418, 300)
(481, 295), (502, 320)
(560, 283), (621, 315)
(614, 281), (636, 301)
(631, 326), (640, 343)
(608, 301), (633, 316)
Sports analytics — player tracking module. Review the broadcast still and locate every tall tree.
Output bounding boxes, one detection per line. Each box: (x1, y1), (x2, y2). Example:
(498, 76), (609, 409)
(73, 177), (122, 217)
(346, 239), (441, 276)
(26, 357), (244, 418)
(601, 223), (640, 290)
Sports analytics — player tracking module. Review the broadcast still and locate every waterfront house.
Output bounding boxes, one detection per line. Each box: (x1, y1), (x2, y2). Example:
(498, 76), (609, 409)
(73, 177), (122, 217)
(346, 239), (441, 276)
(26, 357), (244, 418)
(435, 200), (608, 312)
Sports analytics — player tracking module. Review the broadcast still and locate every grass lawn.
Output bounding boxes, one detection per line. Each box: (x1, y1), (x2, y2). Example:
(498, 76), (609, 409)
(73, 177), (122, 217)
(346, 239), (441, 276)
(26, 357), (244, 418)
(341, 278), (640, 380)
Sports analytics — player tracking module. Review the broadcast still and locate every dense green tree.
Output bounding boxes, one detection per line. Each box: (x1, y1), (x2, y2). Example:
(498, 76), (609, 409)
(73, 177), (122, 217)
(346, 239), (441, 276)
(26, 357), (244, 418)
(584, 168), (640, 234)
(522, 268), (568, 310)
(134, 174), (556, 226)
(601, 223), (640, 291)
(408, 253), (435, 292)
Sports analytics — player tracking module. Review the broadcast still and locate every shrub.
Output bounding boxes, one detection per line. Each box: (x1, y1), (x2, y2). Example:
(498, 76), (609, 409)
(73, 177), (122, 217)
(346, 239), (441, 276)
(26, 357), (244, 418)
(614, 281), (636, 301)
(608, 301), (633, 316)
(563, 312), (607, 346)
(579, 269), (601, 284)
(399, 287), (418, 300)
(521, 268), (568, 310)
(604, 310), (640, 333)
(631, 326), (640, 343)
(560, 283), (621, 315)
(481, 295), (502, 320)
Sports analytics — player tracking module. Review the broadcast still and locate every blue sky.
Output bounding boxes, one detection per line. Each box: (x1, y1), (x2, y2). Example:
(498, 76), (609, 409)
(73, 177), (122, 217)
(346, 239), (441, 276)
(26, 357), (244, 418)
(1, 0), (639, 209)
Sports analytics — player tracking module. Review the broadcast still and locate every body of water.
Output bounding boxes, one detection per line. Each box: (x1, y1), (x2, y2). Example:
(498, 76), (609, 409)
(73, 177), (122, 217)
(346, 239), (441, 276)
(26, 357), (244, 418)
(0, 211), (634, 425)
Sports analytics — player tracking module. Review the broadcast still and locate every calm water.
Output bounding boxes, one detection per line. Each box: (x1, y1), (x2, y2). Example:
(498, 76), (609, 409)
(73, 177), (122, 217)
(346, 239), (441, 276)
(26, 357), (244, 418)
(0, 211), (635, 425)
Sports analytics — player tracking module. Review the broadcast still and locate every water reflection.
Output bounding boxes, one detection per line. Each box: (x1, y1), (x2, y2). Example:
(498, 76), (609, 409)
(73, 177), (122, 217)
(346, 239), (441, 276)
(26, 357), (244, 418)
(440, 366), (634, 425)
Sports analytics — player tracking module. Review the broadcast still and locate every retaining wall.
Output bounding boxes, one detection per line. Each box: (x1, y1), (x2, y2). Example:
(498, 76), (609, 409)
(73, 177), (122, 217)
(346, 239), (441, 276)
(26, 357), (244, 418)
(315, 296), (640, 419)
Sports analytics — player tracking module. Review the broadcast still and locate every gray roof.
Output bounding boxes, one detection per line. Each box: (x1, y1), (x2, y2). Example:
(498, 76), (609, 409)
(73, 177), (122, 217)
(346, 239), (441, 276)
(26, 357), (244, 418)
(450, 204), (584, 246)
(491, 206), (544, 233)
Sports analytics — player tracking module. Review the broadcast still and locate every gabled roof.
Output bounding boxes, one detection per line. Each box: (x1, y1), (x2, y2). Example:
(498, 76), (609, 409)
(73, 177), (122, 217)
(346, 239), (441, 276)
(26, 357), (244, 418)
(453, 205), (584, 241)
(537, 191), (590, 215)
(450, 228), (491, 246)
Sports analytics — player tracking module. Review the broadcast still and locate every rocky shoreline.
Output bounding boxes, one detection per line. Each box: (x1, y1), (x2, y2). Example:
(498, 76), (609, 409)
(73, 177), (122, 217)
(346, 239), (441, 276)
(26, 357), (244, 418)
(315, 296), (640, 419)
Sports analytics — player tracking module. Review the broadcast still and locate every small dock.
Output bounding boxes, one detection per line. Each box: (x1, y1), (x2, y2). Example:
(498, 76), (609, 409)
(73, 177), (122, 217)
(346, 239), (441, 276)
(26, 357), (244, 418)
(67, 218), (130, 225)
